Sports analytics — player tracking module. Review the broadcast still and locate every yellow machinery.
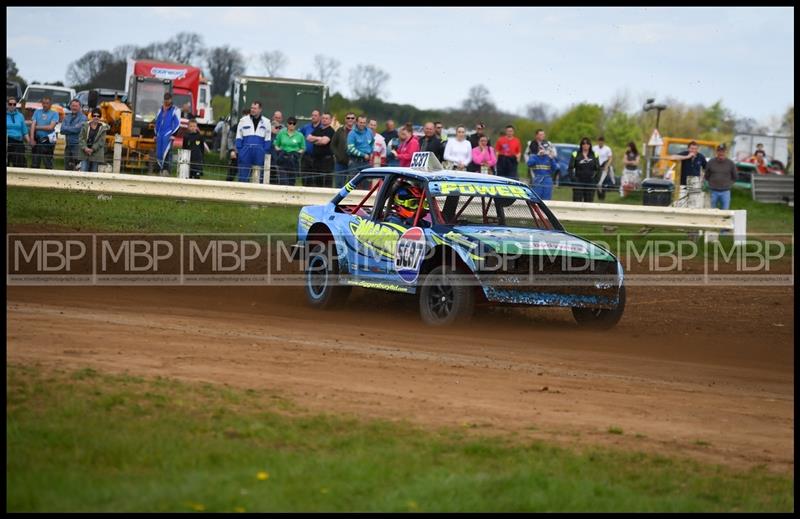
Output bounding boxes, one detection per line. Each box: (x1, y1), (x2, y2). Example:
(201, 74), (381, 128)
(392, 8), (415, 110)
(91, 76), (173, 172)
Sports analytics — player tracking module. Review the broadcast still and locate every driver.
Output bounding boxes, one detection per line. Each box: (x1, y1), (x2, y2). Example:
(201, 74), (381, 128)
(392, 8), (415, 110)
(386, 181), (431, 227)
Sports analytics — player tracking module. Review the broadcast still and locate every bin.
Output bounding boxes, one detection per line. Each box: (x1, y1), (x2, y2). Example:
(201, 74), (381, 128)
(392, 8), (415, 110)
(642, 178), (674, 206)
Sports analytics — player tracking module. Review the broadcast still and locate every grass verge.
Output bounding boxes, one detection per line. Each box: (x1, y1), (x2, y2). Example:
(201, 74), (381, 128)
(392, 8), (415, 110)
(6, 364), (793, 512)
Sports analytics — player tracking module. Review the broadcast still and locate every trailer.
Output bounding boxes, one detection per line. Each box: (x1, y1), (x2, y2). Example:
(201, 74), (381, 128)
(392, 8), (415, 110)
(229, 76), (327, 128)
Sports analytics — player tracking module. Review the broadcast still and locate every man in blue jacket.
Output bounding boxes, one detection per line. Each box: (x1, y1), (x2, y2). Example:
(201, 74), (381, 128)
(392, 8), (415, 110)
(299, 109), (321, 186)
(6, 96), (29, 167)
(154, 93), (181, 175)
(235, 101), (272, 183)
(346, 114), (374, 177)
(61, 99), (87, 171)
(527, 147), (560, 200)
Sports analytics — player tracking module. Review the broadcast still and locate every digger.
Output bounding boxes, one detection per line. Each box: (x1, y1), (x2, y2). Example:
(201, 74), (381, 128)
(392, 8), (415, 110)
(86, 75), (173, 172)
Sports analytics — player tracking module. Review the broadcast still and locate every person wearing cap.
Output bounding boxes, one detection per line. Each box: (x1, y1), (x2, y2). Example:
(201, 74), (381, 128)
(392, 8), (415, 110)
(78, 108), (109, 172)
(273, 116), (305, 185)
(154, 92), (181, 175)
(468, 121), (491, 149)
(704, 144), (737, 211)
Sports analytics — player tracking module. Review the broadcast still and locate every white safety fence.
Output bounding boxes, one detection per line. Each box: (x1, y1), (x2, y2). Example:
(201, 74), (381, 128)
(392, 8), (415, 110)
(7, 167), (747, 243)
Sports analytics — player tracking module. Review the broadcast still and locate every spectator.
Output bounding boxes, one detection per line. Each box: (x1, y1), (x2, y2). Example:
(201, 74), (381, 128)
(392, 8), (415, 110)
(307, 112), (336, 187)
(299, 109), (321, 186)
(226, 109), (249, 181)
(180, 102), (194, 119)
(568, 137), (600, 202)
(620, 141), (642, 197)
(346, 114), (374, 179)
(368, 119), (387, 167)
(382, 119), (400, 167)
(470, 135), (497, 174)
(434, 121), (447, 146)
(78, 108), (108, 172)
(331, 112), (356, 188)
(391, 123), (420, 167)
(213, 118), (226, 151)
(527, 146), (560, 200)
(269, 110), (284, 182)
(273, 116), (305, 186)
(661, 140), (708, 186)
(751, 149), (769, 174)
(593, 136), (615, 200)
(6, 96), (29, 168)
(443, 126), (472, 170)
(704, 144), (737, 212)
(61, 99), (87, 171)
(235, 101), (271, 183)
(182, 118), (210, 179)
(528, 129), (554, 158)
(154, 93), (181, 176)
(29, 95), (59, 169)
(468, 121), (490, 148)
(754, 142), (765, 155)
(494, 125), (521, 179)
(418, 122), (444, 161)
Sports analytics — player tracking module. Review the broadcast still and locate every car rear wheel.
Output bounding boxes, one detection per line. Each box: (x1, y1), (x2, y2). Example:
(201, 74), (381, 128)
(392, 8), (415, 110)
(419, 265), (475, 326)
(572, 285), (625, 330)
(305, 240), (350, 309)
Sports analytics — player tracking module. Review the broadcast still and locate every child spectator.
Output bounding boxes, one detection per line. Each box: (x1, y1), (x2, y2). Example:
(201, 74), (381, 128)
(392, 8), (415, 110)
(182, 118), (210, 179)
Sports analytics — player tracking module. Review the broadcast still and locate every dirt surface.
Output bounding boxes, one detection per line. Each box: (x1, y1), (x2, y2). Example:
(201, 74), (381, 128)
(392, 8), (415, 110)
(7, 280), (794, 475)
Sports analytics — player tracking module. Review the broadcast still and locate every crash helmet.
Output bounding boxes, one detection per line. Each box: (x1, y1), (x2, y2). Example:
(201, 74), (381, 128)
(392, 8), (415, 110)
(393, 183), (429, 219)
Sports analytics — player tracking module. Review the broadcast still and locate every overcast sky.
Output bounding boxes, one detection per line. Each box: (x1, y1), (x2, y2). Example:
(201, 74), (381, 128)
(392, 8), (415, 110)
(6, 6), (794, 126)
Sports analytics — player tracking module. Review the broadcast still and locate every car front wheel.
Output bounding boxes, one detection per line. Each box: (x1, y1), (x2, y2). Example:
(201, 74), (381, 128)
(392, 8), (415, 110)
(572, 285), (625, 330)
(419, 265), (475, 326)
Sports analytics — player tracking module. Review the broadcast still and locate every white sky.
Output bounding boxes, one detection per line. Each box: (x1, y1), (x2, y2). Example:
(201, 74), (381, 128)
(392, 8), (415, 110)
(6, 6), (795, 126)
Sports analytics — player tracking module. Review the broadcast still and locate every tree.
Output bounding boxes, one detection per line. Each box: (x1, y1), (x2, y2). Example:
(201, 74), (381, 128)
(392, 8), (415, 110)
(348, 64), (390, 101)
(260, 50), (287, 77)
(524, 102), (555, 123)
(66, 50), (116, 86)
(7, 56), (19, 78)
(206, 46), (245, 96)
(311, 54), (340, 90)
(548, 103), (604, 145)
(161, 32), (205, 65)
(462, 84), (496, 115)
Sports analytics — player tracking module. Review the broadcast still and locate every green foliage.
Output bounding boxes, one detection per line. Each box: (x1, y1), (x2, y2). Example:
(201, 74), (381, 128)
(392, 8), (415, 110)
(6, 365), (794, 512)
(211, 95), (230, 120)
(549, 104), (605, 144)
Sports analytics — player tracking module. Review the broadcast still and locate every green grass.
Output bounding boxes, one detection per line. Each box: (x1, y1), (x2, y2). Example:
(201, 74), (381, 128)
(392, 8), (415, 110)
(7, 186), (298, 236)
(6, 365), (793, 512)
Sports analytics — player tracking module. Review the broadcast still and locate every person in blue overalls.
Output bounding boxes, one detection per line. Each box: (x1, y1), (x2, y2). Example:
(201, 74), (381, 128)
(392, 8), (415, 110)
(527, 147), (560, 200)
(154, 93), (181, 175)
(235, 101), (272, 183)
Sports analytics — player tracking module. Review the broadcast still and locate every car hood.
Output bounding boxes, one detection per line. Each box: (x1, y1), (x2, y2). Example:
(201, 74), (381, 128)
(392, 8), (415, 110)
(450, 226), (616, 262)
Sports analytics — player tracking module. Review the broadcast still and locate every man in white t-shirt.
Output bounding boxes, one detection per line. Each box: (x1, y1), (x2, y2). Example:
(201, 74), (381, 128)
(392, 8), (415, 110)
(368, 119), (387, 166)
(592, 136), (614, 200)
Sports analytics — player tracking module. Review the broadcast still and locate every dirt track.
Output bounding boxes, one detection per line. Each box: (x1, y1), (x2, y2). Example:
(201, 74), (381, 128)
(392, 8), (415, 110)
(6, 282), (794, 474)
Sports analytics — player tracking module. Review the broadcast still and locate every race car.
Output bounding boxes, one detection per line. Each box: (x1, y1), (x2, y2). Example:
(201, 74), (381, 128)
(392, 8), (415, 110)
(296, 152), (625, 328)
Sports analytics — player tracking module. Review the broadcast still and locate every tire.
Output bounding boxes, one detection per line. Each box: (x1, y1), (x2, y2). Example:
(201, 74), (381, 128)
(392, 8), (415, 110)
(418, 265), (475, 326)
(304, 240), (351, 309)
(572, 285), (626, 330)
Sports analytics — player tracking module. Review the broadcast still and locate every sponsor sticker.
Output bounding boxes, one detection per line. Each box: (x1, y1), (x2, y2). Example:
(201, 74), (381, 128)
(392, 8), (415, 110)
(394, 227), (426, 284)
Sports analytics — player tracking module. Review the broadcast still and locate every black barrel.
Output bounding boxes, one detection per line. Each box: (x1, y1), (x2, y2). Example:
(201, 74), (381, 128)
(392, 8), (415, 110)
(642, 178), (674, 206)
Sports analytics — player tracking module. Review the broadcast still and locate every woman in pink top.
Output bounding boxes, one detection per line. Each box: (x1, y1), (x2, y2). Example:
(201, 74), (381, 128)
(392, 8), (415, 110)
(391, 123), (420, 167)
(471, 135), (497, 174)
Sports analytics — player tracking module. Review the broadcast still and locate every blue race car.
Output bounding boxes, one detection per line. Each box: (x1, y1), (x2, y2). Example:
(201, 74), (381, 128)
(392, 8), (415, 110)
(296, 152), (625, 328)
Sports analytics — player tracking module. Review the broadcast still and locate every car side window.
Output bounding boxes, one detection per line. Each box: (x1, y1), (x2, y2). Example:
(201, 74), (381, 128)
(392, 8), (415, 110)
(334, 176), (383, 217)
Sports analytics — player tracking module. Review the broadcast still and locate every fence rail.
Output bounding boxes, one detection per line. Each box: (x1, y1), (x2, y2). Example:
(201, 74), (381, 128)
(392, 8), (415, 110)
(751, 174), (794, 205)
(7, 167), (747, 243)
